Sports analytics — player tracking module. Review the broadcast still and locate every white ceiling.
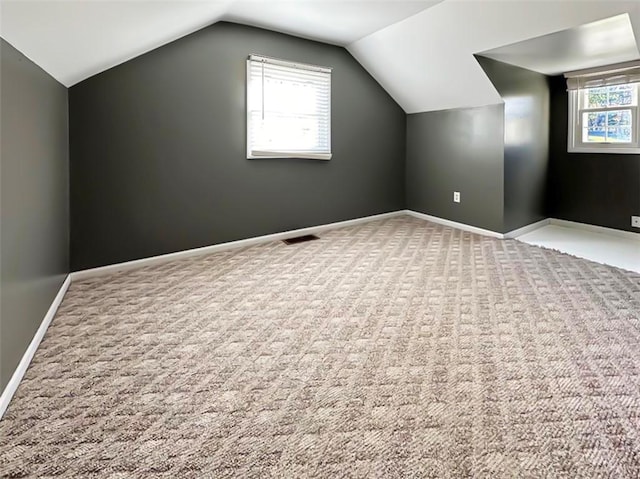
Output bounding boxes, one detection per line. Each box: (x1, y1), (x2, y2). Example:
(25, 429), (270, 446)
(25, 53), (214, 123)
(0, 0), (442, 87)
(223, 1), (443, 46)
(479, 14), (639, 76)
(348, 0), (640, 113)
(1, 1), (640, 114)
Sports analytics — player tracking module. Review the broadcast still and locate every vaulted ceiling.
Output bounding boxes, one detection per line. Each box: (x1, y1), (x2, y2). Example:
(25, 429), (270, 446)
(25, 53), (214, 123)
(1, 0), (639, 114)
(0, 0), (443, 87)
(479, 13), (639, 77)
(348, 0), (640, 113)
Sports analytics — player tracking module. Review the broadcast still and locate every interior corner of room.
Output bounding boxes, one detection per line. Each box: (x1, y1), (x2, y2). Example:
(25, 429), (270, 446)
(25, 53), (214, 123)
(1, 1), (639, 473)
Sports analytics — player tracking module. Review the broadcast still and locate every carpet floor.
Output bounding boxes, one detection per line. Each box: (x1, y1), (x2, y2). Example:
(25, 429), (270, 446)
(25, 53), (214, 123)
(1, 216), (640, 478)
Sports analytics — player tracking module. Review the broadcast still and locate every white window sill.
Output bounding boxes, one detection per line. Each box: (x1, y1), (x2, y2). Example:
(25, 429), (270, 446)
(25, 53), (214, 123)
(568, 147), (640, 155)
(248, 151), (332, 160)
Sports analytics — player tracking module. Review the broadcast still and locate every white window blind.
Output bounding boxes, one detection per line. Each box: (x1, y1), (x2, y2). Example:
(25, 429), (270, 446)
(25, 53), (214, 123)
(247, 54), (332, 160)
(565, 61), (640, 90)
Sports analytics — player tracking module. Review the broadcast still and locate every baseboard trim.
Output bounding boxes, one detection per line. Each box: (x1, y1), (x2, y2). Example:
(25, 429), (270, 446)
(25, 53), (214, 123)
(550, 218), (640, 241)
(71, 211), (406, 281)
(401, 213), (639, 242)
(404, 210), (505, 238)
(504, 218), (551, 239)
(0, 274), (71, 420)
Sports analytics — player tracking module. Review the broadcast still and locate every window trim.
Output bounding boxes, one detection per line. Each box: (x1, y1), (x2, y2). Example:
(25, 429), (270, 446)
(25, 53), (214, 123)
(567, 83), (640, 154)
(246, 54), (332, 161)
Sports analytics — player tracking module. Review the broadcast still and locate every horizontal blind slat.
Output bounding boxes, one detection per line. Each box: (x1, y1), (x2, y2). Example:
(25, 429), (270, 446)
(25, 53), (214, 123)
(565, 62), (640, 90)
(249, 54), (331, 73)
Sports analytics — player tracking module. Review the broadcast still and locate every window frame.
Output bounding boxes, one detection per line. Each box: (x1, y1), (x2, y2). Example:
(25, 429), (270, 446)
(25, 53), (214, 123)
(568, 83), (640, 154)
(246, 54), (332, 161)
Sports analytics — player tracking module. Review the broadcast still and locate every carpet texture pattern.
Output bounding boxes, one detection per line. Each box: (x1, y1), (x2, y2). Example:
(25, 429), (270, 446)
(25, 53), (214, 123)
(1, 216), (640, 478)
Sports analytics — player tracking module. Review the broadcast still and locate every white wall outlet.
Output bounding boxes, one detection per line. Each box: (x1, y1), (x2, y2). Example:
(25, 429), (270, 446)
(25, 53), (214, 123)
(453, 191), (461, 203)
(632, 216), (640, 228)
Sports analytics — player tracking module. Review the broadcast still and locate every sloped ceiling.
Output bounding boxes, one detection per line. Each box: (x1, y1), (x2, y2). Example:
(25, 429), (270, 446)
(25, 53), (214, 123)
(0, 0), (442, 87)
(348, 0), (640, 113)
(479, 13), (639, 76)
(1, 1), (640, 114)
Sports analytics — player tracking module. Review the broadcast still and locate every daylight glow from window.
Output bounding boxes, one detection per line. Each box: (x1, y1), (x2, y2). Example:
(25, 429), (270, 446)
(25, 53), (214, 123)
(567, 79), (640, 153)
(247, 56), (331, 160)
(579, 84), (636, 144)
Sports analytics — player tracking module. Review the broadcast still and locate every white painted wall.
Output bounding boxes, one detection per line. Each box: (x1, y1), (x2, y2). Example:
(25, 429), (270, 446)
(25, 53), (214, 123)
(348, 0), (640, 113)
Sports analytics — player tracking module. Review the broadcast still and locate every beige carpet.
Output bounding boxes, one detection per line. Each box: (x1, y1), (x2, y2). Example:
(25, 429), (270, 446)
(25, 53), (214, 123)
(2, 216), (640, 478)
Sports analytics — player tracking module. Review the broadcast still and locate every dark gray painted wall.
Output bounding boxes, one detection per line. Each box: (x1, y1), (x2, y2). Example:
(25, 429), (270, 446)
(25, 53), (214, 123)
(0, 39), (69, 392)
(69, 22), (406, 270)
(548, 75), (640, 232)
(477, 57), (550, 232)
(406, 105), (505, 233)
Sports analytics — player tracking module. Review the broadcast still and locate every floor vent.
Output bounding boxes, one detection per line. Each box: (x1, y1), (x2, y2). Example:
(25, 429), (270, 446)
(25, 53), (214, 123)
(283, 234), (320, 245)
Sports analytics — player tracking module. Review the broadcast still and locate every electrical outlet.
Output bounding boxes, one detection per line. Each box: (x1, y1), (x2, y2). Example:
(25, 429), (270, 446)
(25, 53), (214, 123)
(632, 216), (640, 228)
(453, 191), (461, 203)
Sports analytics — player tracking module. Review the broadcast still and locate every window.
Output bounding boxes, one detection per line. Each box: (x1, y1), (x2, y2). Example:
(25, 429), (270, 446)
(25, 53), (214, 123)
(566, 62), (640, 153)
(247, 55), (331, 160)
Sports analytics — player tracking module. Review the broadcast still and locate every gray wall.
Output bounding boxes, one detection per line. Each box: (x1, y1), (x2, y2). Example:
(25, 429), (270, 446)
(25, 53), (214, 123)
(69, 22), (406, 270)
(406, 105), (505, 233)
(548, 75), (640, 232)
(477, 57), (550, 232)
(0, 39), (69, 392)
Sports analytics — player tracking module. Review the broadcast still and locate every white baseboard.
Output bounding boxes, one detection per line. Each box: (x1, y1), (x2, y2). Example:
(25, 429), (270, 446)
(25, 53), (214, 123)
(550, 218), (640, 241)
(504, 218), (551, 239)
(71, 210), (406, 281)
(404, 212), (639, 244)
(0, 274), (71, 420)
(404, 210), (505, 239)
